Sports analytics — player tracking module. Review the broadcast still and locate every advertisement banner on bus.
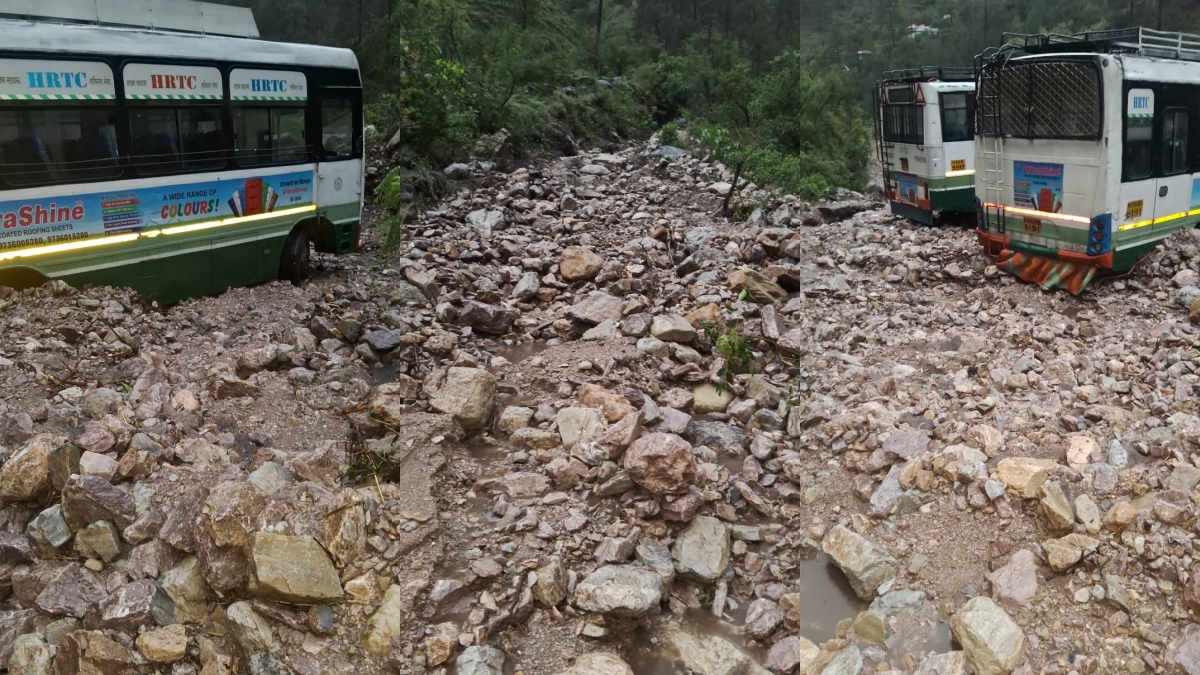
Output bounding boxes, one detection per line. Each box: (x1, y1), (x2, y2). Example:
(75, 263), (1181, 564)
(895, 172), (919, 205)
(1013, 161), (1063, 213)
(0, 170), (313, 252)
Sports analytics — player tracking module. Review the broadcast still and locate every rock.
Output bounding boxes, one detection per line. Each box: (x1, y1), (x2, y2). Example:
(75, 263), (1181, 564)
(821, 525), (897, 600)
(533, 556), (568, 606)
(246, 533), (344, 604)
(765, 635), (819, 673)
(550, 652), (634, 675)
(226, 601), (276, 654)
(512, 272), (541, 301)
(247, 652), (296, 675)
(0, 435), (62, 501)
(209, 376), (260, 399)
(97, 579), (156, 631)
(744, 599), (784, 640)
(159, 557), (210, 624)
(573, 565), (663, 616)
(78, 451), (118, 481)
(950, 597), (1025, 675)
(1169, 624), (1200, 675)
(361, 584), (409, 655)
(692, 384), (733, 414)
(819, 647), (863, 675)
(883, 431), (929, 460)
(8, 634), (51, 675)
(457, 646), (506, 675)
(729, 269), (788, 304)
(650, 314), (697, 343)
(430, 367), (496, 432)
(569, 291), (624, 325)
(75, 520), (121, 562)
(1066, 435), (1101, 472)
(672, 515), (730, 582)
(425, 622), (459, 666)
(686, 420), (746, 454)
(578, 384), (637, 422)
(502, 471), (550, 498)
(624, 433), (698, 495)
(0, 532), (33, 564)
(457, 300), (518, 335)
(61, 474), (136, 529)
(558, 407), (608, 448)
(444, 163), (471, 179)
(660, 625), (769, 675)
(203, 481), (267, 548)
(26, 505), (71, 549)
(994, 457), (1057, 498)
(1042, 533), (1100, 572)
(498, 406), (535, 435)
(35, 563), (106, 618)
(916, 652), (967, 675)
(136, 624), (188, 663)
(466, 209), (504, 233)
(0, 610), (38, 668)
(986, 549), (1038, 609)
(248, 462), (294, 496)
(561, 246), (605, 281)
(1037, 482), (1074, 533)
(82, 388), (122, 419)
(1104, 501), (1136, 531)
(1075, 493), (1101, 534)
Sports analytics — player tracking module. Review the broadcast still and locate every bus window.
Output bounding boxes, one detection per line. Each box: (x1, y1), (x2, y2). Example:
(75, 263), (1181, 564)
(234, 106), (307, 166)
(1125, 107), (1154, 181)
(0, 106), (119, 187)
(883, 105), (924, 145)
(320, 98), (353, 157)
(130, 106), (225, 175)
(940, 93), (973, 143)
(1162, 109), (1189, 176)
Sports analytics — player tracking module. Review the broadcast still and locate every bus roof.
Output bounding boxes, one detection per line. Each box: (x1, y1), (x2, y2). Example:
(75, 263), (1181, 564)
(0, 18), (358, 71)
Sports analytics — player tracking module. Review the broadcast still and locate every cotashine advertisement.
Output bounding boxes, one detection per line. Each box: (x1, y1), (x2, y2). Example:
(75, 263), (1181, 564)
(1013, 161), (1063, 213)
(0, 171), (313, 252)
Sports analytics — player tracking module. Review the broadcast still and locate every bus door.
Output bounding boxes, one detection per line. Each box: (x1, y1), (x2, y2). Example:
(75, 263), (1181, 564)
(314, 86), (362, 250)
(1150, 85), (1193, 231)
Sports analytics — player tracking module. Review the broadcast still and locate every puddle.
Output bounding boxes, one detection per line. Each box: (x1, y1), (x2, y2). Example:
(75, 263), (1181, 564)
(791, 554), (865, 643)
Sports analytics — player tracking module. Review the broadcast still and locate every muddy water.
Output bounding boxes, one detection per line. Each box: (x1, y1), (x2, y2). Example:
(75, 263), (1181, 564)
(490, 339), (553, 370)
(789, 554), (865, 643)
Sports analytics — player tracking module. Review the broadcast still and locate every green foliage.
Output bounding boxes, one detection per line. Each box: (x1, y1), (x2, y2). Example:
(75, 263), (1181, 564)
(699, 320), (756, 393)
(657, 122), (679, 147)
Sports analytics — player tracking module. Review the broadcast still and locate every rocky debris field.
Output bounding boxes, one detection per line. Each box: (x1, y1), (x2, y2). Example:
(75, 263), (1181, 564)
(4, 140), (1200, 675)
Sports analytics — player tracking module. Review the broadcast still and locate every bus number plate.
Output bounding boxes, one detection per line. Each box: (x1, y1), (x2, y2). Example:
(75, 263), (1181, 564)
(951, 159), (966, 172)
(1022, 217), (1042, 234)
(1126, 200), (1143, 219)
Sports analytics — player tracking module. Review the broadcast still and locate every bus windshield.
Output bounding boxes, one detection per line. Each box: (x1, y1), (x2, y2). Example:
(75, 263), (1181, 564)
(978, 59), (1102, 140)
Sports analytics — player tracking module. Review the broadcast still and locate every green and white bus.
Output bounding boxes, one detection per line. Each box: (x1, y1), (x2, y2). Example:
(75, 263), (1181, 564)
(976, 28), (1200, 293)
(0, 7), (363, 303)
(873, 67), (977, 225)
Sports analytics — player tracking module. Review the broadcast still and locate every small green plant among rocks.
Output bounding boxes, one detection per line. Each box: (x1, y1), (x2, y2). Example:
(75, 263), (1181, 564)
(699, 320), (756, 392)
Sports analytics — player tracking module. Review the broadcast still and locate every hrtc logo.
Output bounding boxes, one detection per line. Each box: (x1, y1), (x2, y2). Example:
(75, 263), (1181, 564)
(251, 79), (287, 92)
(1132, 95), (1150, 111)
(150, 75), (197, 90)
(26, 72), (88, 89)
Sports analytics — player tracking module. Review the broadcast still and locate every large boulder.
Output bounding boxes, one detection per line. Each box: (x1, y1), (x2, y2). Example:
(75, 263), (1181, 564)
(361, 585), (410, 655)
(0, 435), (65, 501)
(429, 367), (497, 432)
(671, 515), (730, 582)
(560, 246), (605, 281)
(245, 533), (344, 604)
(821, 525), (897, 601)
(550, 653), (633, 675)
(950, 597), (1024, 675)
(660, 625), (770, 675)
(623, 433), (697, 495)
(457, 300), (519, 335)
(573, 565), (663, 616)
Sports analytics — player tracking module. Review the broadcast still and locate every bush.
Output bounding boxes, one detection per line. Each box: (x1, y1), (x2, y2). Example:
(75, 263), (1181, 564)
(657, 122), (679, 146)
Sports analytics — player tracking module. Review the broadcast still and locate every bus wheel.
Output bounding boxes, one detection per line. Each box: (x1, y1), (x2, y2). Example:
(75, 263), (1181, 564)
(280, 228), (311, 286)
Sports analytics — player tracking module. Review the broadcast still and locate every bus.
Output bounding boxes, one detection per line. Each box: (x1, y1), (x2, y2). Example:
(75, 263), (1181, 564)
(873, 67), (977, 225)
(0, 6), (363, 304)
(976, 28), (1200, 294)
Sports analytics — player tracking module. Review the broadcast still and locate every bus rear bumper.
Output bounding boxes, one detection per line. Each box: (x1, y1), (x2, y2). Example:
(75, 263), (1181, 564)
(889, 199), (934, 226)
(975, 229), (1114, 269)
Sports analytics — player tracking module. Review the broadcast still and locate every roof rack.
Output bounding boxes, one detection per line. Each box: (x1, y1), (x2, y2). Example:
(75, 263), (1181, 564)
(0, 0), (259, 38)
(1001, 26), (1200, 62)
(880, 66), (975, 83)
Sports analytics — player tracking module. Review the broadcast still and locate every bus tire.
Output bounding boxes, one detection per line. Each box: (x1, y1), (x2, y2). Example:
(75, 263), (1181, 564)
(279, 228), (311, 286)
